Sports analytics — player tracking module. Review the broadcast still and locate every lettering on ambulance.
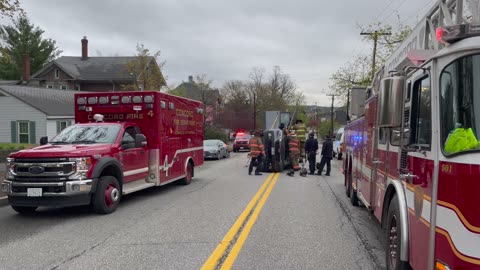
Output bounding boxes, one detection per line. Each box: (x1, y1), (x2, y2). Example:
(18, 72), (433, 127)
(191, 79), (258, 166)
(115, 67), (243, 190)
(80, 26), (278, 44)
(173, 109), (196, 135)
(87, 113), (144, 121)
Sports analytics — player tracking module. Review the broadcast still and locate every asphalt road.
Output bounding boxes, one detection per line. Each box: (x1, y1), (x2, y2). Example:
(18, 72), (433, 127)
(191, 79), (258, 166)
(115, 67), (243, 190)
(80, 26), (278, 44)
(0, 152), (386, 270)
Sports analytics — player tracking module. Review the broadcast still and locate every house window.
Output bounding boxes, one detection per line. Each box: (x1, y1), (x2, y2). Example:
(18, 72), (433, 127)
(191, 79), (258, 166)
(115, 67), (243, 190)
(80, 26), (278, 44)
(75, 84), (81, 91)
(60, 85), (68, 90)
(55, 69), (59, 79)
(46, 85), (53, 89)
(18, 121), (30, 144)
(56, 120), (70, 134)
(60, 121), (67, 131)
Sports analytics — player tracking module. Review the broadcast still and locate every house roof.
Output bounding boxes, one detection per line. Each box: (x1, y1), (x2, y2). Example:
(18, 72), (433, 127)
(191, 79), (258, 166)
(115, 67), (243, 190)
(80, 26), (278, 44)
(31, 56), (155, 82)
(0, 85), (75, 116)
(175, 81), (219, 105)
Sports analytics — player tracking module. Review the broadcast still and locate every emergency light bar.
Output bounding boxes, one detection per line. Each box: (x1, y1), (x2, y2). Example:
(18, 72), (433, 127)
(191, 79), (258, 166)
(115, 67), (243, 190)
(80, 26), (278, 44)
(436, 23), (480, 44)
(76, 94), (156, 111)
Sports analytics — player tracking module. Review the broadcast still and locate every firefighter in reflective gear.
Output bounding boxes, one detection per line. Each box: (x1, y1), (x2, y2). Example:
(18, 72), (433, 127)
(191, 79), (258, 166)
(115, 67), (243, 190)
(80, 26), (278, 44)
(287, 131), (301, 176)
(293, 119), (307, 160)
(248, 130), (265, 176)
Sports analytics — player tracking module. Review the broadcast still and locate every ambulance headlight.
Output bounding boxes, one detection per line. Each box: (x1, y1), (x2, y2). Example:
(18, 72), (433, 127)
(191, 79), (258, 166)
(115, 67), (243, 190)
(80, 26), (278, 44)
(6, 158), (15, 180)
(77, 97), (86, 105)
(69, 157), (92, 180)
(144, 95), (154, 103)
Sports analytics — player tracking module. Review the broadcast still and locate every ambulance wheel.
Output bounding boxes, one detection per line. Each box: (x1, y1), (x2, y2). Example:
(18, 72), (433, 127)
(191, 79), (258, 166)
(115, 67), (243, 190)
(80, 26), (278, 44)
(11, 205), (37, 214)
(179, 162), (193, 185)
(92, 176), (121, 214)
(386, 194), (409, 270)
(350, 177), (359, 206)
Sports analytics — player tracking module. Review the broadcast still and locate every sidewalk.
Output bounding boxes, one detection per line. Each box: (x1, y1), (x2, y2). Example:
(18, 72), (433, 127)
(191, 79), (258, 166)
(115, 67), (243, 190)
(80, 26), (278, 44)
(0, 163), (7, 206)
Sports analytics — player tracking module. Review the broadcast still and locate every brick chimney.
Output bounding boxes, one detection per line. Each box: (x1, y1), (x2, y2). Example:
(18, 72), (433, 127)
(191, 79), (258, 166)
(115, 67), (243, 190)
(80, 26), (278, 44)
(22, 54), (30, 82)
(81, 36), (88, 60)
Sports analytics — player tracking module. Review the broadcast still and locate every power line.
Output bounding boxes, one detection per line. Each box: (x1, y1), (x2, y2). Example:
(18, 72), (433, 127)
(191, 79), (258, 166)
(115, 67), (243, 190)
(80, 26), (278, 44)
(400, 0), (436, 26)
(368, 0), (398, 26)
(379, 0), (410, 25)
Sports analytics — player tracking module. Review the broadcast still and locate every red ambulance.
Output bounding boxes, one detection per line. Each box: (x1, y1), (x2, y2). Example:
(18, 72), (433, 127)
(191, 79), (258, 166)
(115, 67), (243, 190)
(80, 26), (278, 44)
(2, 91), (204, 214)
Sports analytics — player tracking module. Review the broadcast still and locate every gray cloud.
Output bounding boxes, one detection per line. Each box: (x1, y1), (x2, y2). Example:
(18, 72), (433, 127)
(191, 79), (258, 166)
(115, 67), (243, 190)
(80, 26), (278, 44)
(22, 0), (433, 106)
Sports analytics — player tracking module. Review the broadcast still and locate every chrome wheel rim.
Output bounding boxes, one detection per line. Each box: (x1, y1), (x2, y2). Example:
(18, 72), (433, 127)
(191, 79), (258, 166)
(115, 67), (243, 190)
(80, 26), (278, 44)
(388, 215), (398, 270)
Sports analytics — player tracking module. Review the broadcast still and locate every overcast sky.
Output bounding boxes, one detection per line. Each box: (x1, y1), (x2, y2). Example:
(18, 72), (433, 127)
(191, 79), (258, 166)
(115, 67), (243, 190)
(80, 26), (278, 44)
(21, 0), (436, 106)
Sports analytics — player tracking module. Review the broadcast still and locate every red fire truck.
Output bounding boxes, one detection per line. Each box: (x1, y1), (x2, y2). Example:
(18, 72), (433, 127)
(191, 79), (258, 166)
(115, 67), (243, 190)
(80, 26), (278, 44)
(343, 1), (480, 269)
(2, 91), (204, 214)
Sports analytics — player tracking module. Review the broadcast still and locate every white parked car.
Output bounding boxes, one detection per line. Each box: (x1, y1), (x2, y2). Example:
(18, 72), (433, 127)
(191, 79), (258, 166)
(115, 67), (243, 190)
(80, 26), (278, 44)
(333, 127), (344, 160)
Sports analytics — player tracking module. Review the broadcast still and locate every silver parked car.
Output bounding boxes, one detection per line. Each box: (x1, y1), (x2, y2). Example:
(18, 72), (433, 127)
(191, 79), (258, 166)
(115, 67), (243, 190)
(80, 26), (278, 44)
(204, 139), (230, 160)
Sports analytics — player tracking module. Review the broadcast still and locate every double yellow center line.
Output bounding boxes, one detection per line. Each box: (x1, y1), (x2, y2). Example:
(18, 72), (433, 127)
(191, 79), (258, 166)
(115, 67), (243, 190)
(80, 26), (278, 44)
(201, 173), (280, 270)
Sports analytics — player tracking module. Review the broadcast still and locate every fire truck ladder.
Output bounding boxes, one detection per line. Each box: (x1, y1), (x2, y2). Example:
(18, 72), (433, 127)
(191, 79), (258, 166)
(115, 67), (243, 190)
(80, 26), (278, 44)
(423, 0), (477, 50)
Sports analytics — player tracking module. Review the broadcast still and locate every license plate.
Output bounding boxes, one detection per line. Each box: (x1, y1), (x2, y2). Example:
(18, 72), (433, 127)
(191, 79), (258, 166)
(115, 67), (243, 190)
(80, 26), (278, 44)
(27, 188), (42, 197)
(240, 147), (244, 149)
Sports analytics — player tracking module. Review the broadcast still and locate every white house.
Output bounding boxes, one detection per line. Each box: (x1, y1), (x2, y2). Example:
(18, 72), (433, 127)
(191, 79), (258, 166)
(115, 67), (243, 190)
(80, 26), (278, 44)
(0, 85), (76, 144)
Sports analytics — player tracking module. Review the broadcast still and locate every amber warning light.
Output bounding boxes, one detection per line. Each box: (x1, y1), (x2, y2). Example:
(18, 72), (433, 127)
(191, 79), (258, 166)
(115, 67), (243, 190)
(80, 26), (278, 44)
(436, 23), (480, 44)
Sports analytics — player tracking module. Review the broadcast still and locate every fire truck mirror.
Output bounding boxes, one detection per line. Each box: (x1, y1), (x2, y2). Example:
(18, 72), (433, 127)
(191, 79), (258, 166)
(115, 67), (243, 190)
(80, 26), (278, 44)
(40, 136), (48, 145)
(135, 134), (147, 148)
(378, 76), (405, 128)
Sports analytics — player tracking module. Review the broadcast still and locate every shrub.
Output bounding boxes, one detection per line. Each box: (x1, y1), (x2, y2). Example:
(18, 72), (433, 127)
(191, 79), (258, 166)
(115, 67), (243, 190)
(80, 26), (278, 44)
(204, 126), (228, 143)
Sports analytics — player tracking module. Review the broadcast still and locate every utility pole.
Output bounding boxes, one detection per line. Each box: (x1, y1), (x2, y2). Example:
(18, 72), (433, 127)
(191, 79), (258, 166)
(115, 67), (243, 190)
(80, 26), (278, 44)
(326, 94), (338, 138)
(253, 93), (256, 130)
(360, 31), (391, 80)
(346, 89), (350, 122)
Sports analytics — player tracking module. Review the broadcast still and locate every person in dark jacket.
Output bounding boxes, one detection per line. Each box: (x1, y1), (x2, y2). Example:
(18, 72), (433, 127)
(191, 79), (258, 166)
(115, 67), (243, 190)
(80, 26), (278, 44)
(305, 132), (319, 175)
(317, 134), (333, 176)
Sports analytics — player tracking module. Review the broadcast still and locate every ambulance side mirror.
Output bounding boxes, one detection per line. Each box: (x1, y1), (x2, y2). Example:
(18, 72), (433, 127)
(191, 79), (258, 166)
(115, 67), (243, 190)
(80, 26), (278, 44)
(135, 134), (147, 148)
(40, 136), (48, 145)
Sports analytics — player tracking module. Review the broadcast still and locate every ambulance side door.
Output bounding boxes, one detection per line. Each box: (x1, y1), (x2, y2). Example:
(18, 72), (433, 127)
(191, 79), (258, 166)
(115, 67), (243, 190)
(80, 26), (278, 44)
(120, 126), (149, 183)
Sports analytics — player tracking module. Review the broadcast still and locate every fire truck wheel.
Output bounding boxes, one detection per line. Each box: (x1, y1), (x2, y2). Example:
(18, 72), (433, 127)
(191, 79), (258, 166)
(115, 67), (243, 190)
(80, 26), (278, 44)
(386, 194), (409, 270)
(349, 178), (359, 206)
(345, 172), (351, 198)
(11, 205), (37, 214)
(179, 162), (193, 185)
(92, 176), (121, 214)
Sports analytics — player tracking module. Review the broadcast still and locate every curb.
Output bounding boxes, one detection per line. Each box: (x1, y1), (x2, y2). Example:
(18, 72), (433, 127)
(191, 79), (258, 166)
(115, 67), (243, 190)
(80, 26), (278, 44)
(0, 196), (8, 207)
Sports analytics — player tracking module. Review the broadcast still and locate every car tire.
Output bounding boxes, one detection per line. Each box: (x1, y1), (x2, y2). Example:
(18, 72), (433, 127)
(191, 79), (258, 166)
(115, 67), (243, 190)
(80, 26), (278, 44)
(11, 205), (37, 214)
(92, 176), (121, 215)
(217, 152), (221, 160)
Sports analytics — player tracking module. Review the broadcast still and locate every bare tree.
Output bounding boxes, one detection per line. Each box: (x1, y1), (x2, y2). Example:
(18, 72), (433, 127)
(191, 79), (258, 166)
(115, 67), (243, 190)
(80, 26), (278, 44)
(123, 44), (166, 91)
(0, 0), (23, 19)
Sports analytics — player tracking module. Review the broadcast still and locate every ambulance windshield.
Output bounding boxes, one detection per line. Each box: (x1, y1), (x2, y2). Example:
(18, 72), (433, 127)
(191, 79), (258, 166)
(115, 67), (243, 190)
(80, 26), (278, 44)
(440, 54), (480, 155)
(50, 124), (121, 144)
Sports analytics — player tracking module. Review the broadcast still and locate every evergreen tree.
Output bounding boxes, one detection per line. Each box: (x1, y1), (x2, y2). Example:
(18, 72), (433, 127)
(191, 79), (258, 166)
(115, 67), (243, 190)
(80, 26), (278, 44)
(0, 16), (61, 80)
